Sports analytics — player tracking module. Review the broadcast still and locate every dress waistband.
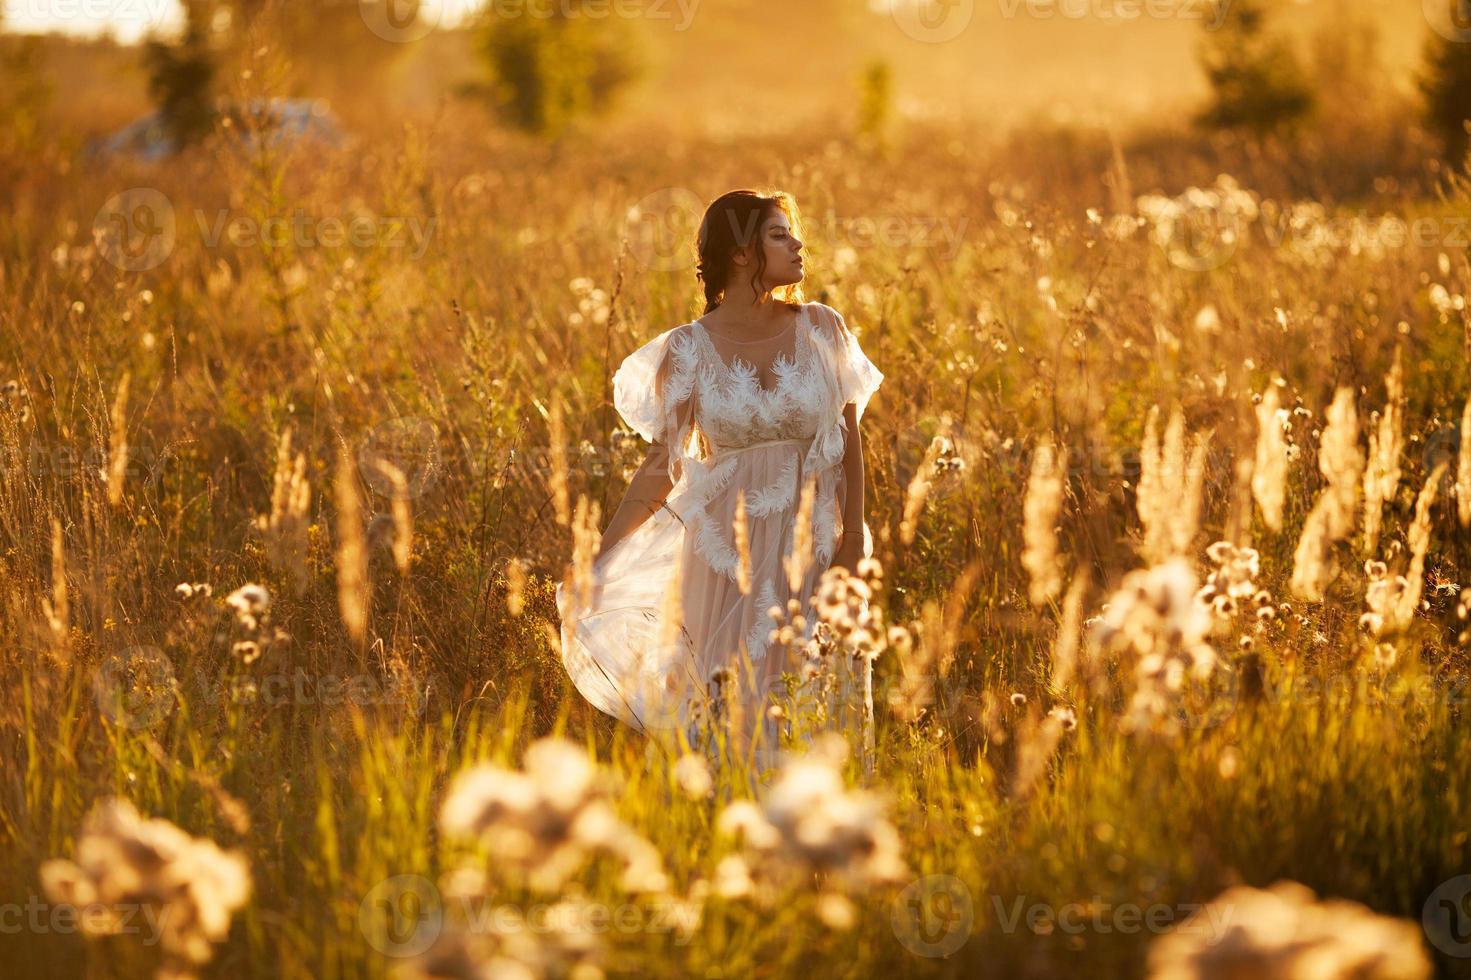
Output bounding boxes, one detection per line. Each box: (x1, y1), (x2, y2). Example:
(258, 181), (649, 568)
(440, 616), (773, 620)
(709, 436), (808, 459)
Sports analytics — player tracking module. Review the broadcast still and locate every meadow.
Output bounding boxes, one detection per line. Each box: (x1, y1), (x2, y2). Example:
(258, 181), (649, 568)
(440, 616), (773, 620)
(3, 1), (1471, 977)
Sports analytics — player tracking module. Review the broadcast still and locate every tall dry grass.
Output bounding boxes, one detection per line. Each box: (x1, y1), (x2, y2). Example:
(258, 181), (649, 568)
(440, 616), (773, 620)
(2, 31), (1471, 978)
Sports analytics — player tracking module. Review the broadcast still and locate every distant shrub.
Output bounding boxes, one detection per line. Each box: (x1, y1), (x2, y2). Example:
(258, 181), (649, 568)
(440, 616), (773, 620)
(857, 59), (893, 146)
(0, 36), (51, 164)
(143, 1), (220, 149)
(475, 3), (644, 138)
(1195, 0), (1314, 136)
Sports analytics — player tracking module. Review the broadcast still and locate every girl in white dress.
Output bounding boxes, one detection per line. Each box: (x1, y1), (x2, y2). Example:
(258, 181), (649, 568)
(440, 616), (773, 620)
(555, 189), (884, 774)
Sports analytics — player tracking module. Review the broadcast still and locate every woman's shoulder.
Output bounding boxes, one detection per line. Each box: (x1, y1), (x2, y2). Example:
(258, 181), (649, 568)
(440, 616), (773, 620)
(801, 301), (853, 341)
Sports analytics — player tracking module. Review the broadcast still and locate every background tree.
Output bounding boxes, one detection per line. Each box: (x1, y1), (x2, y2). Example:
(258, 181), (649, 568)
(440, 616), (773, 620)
(1420, 0), (1471, 168)
(1195, 0), (1314, 136)
(143, 0), (220, 149)
(474, 3), (645, 138)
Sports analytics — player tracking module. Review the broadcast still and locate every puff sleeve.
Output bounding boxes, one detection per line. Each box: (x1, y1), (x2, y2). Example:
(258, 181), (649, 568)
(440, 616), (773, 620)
(819, 304), (884, 420)
(612, 328), (671, 443)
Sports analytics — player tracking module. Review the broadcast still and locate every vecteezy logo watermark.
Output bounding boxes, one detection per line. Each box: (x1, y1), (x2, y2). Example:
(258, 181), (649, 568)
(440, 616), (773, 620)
(359, 0), (453, 43)
(992, 895), (1235, 938)
(95, 192), (437, 272)
(891, 874), (974, 957)
(359, 875), (703, 957)
(0, 895), (172, 943)
(1176, 662), (1239, 731)
(626, 187), (705, 273)
(93, 645), (177, 730)
(1423, 875), (1471, 957)
(1424, 0), (1471, 43)
(1154, 197), (1247, 272)
(12, 0), (175, 33)
(807, 210), (970, 261)
(896, 415), (973, 504)
(94, 188), (176, 273)
(194, 209), (437, 260)
(883, 0), (976, 43)
(360, 874), (443, 957)
(357, 415), (443, 501)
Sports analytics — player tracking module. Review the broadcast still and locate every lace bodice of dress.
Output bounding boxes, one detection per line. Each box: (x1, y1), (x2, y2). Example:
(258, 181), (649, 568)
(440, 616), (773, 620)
(685, 305), (829, 452)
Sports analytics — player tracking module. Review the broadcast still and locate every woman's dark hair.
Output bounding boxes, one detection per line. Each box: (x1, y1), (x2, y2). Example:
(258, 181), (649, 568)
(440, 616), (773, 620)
(695, 189), (806, 314)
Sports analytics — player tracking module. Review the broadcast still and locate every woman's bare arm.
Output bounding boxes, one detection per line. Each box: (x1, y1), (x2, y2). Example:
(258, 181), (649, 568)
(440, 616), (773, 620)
(834, 400), (866, 571)
(596, 440), (675, 561)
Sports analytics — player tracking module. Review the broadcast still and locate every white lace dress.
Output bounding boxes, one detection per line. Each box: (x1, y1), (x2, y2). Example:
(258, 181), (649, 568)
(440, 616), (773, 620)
(555, 301), (884, 765)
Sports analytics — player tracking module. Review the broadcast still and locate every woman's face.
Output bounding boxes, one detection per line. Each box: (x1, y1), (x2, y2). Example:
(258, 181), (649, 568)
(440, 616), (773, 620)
(744, 209), (804, 289)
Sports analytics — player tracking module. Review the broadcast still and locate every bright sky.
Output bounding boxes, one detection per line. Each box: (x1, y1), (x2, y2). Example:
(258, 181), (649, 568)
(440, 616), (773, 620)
(1, 0), (483, 43)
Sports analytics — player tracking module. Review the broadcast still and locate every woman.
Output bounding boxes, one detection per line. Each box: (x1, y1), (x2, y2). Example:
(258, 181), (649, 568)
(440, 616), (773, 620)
(555, 188), (884, 774)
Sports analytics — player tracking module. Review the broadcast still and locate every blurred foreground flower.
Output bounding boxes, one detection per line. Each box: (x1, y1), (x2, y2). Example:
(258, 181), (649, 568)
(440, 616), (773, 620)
(715, 731), (907, 928)
(439, 736), (669, 895)
(1146, 880), (1431, 980)
(40, 798), (251, 980)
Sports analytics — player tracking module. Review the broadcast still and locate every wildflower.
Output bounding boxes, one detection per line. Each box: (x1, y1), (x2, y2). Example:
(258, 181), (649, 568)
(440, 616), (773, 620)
(714, 732), (907, 924)
(1048, 705), (1078, 731)
(673, 752), (713, 800)
(40, 798), (251, 980)
(407, 898), (607, 980)
(175, 582), (213, 600)
(1146, 880), (1431, 980)
(1091, 559), (1218, 735)
(225, 584), (270, 630)
(439, 736), (669, 895)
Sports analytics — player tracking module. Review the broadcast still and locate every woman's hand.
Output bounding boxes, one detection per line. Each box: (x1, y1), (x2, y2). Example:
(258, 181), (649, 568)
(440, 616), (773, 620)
(829, 530), (864, 577)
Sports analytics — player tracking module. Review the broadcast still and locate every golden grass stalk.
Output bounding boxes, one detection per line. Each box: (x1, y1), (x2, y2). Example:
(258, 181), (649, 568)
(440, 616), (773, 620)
(1290, 387), (1363, 601)
(549, 396), (570, 528)
(733, 488), (751, 595)
(1362, 346), (1405, 556)
(889, 598), (939, 724)
(1458, 394), (1471, 530)
(372, 458), (414, 575)
(1173, 430), (1211, 557)
(1049, 569), (1088, 695)
(786, 475), (815, 594)
(1395, 459), (1449, 630)
(1137, 406), (1207, 563)
(42, 516), (68, 660)
(1252, 385), (1288, 532)
(1012, 707), (1068, 802)
(106, 372), (130, 508)
(504, 558), (527, 617)
(658, 543), (685, 661)
(334, 446), (370, 646)
(1022, 438), (1067, 607)
(899, 428), (950, 546)
(256, 425), (312, 595)
(564, 493), (603, 637)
